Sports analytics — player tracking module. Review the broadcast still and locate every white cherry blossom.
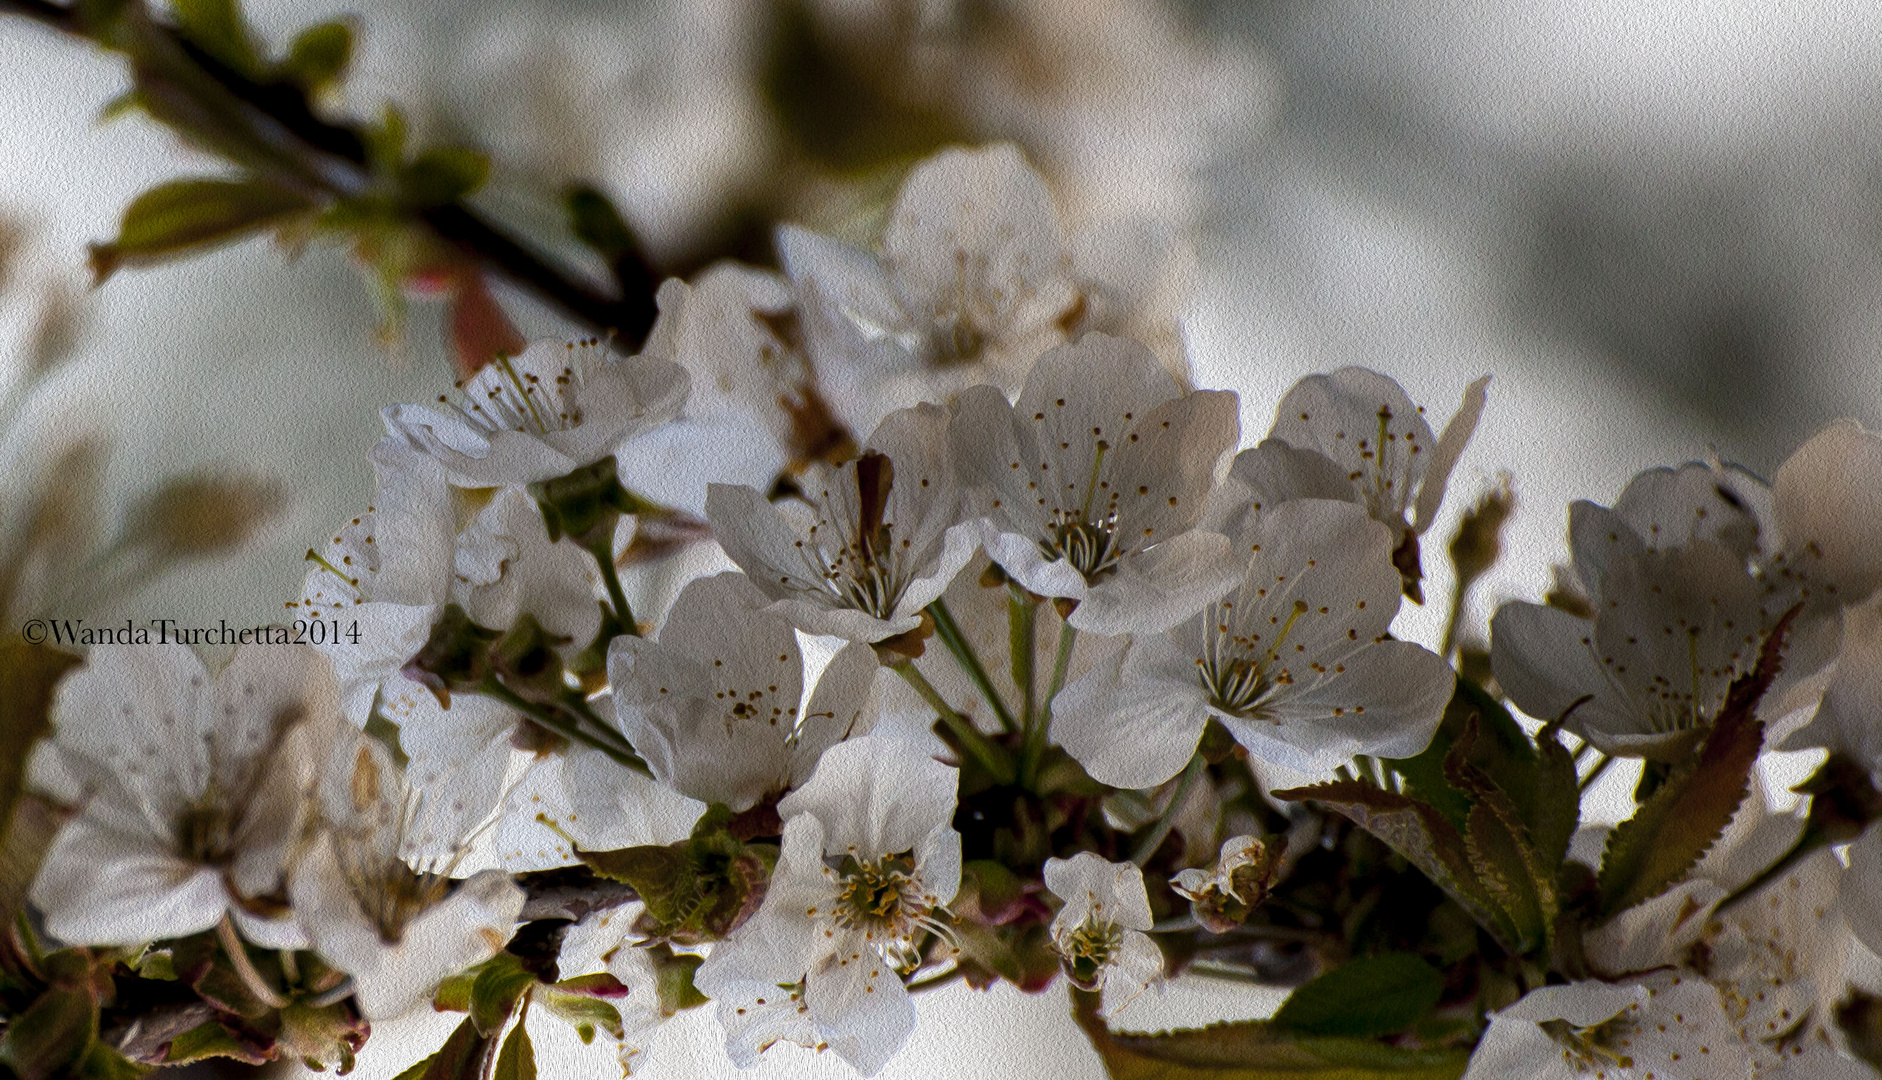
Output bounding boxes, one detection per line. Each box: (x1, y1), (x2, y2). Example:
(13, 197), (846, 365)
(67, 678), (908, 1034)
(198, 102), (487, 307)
(694, 736), (960, 1076)
(1773, 420), (1882, 608)
(381, 337), (688, 487)
(1043, 853), (1161, 1018)
(706, 403), (977, 642)
(29, 643), (341, 947)
(1054, 499), (1453, 787)
(1491, 460), (1802, 760)
(608, 571), (879, 810)
(779, 144), (1076, 426)
(288, 440), (455, 726)
(1463, 974), (1749, 1080)
(289, 733), (524, 1020)
(1263, 368), (1489, 599)
(949, 333), (1240, 636)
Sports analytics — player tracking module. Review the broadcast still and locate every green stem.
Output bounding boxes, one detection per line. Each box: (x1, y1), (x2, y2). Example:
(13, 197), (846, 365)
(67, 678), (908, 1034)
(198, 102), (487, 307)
(481, 680), (651, 777)
(906, 965), (965, 994)
(559, 690), (637, 753)
(893, 662), (1016, 785)
(216, 915), (289, 1010)
(586, 539), (638, 636)
(1132, 754), (1206, 864)
(1022, 622), (1077, 787)
(926, 599), (1016, 734)
(1578, 752), (1614, 793)
(1717, 824), (1833, 914)
(1009, 587), (1038, 734)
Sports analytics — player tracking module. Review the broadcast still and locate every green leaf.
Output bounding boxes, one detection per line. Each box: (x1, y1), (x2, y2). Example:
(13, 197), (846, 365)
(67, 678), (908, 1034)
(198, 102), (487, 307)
(1529, 723), (1581, 873)
(171, 0), (260, 74)
(0, 987), (97, 1080)
(1595, 610), (1793, 918)
(1385, 677), (1533, 831)
(76, 1042), (150, 1080)
(162, 1021), (269, 1066)
(402, 147), (490, 208)
(1444, 719), (1556, 954)
(282, 20), (354, 94)
(412, 1015), (492, 1080)
(1270, 954), (1444, 1039)
(470, 954), (537, 1036)
(565, 187), (634, 262)
(90, 178), (315, 284)
(491, 1021), (535, 1080)
(1074, 997), (1468, 1080)
(1272, 780), (1517, 952)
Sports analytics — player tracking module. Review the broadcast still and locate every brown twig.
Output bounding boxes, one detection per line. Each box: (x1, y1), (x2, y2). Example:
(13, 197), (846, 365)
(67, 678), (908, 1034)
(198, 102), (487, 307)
(0, 0), (660, 350)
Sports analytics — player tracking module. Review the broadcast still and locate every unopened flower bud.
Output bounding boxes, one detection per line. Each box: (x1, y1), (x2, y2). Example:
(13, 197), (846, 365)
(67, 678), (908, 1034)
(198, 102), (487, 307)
(1171, 834), (1286, 934)
(1448, 473), (1515, 596)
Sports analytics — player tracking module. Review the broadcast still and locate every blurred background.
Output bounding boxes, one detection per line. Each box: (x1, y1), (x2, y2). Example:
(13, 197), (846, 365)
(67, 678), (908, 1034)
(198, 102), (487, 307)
(5, 0), (1882, 1075)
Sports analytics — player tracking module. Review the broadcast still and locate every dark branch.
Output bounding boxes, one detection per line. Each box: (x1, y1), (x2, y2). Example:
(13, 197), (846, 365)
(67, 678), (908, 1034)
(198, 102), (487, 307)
(0, 0), (661, 350)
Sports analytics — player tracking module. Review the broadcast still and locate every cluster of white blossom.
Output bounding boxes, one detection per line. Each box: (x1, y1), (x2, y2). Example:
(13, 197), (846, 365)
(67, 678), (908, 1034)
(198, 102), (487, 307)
(23, 143), (1882, 1080)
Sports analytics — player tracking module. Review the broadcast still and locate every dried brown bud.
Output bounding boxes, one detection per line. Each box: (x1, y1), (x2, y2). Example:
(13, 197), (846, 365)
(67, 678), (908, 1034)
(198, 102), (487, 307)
(1448, 472), (1515, 595)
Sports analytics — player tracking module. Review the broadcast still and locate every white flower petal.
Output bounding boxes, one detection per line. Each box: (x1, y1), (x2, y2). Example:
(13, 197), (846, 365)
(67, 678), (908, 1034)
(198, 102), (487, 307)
(1053, 634), (1209, 789)
(32, 817), (227, 946)
(1775, 419), (1882, 604)
(1069, 529), (1239, 636)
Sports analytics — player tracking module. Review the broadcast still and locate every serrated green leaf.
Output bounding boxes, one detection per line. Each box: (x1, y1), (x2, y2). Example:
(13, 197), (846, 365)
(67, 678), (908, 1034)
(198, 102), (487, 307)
(491, 1020), (535, 1080)
(76, 1042), (149, 1080)
(1270, 954), (1444, 1039)
(1595, 611), (1792, 918)
(0, 986), (97, 1080)
(402, 147), (490, 208)
(1074, 995), (1468, 1080)
(470, 954), (537, 1036)
(1384, 677), (1525, 830)
(171, 0), (260, 74)
(162, 1020), (268, 1066)
(1529, 723), (1581, 873)
(282, 20), (353, 93)
(90, 178), (315, 284)
(1273, 780), (1517, 952)
(1444, 719), (1555, 955)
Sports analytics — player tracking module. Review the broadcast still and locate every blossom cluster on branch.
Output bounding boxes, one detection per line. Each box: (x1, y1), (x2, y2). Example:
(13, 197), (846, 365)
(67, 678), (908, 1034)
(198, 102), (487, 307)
(11, 132), (1882, 1080)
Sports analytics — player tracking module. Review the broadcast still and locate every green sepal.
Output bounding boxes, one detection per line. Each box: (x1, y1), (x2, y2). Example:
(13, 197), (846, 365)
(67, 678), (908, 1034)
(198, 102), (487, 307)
(536, 991), (623, 1045)
(0, 986), (97, 1080)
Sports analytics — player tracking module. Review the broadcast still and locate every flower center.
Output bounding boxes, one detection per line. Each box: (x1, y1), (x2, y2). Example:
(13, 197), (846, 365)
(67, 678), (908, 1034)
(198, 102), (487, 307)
(1041, 517), (1124, 580)
(1197, 600), (1308, 719)
(441, 348), (590, 438)
(1539, 1017), (1637, 1074)
(826, 852), (950, 973)
(177, 803), (234, 866)
(1060, 918), (1124, 991)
